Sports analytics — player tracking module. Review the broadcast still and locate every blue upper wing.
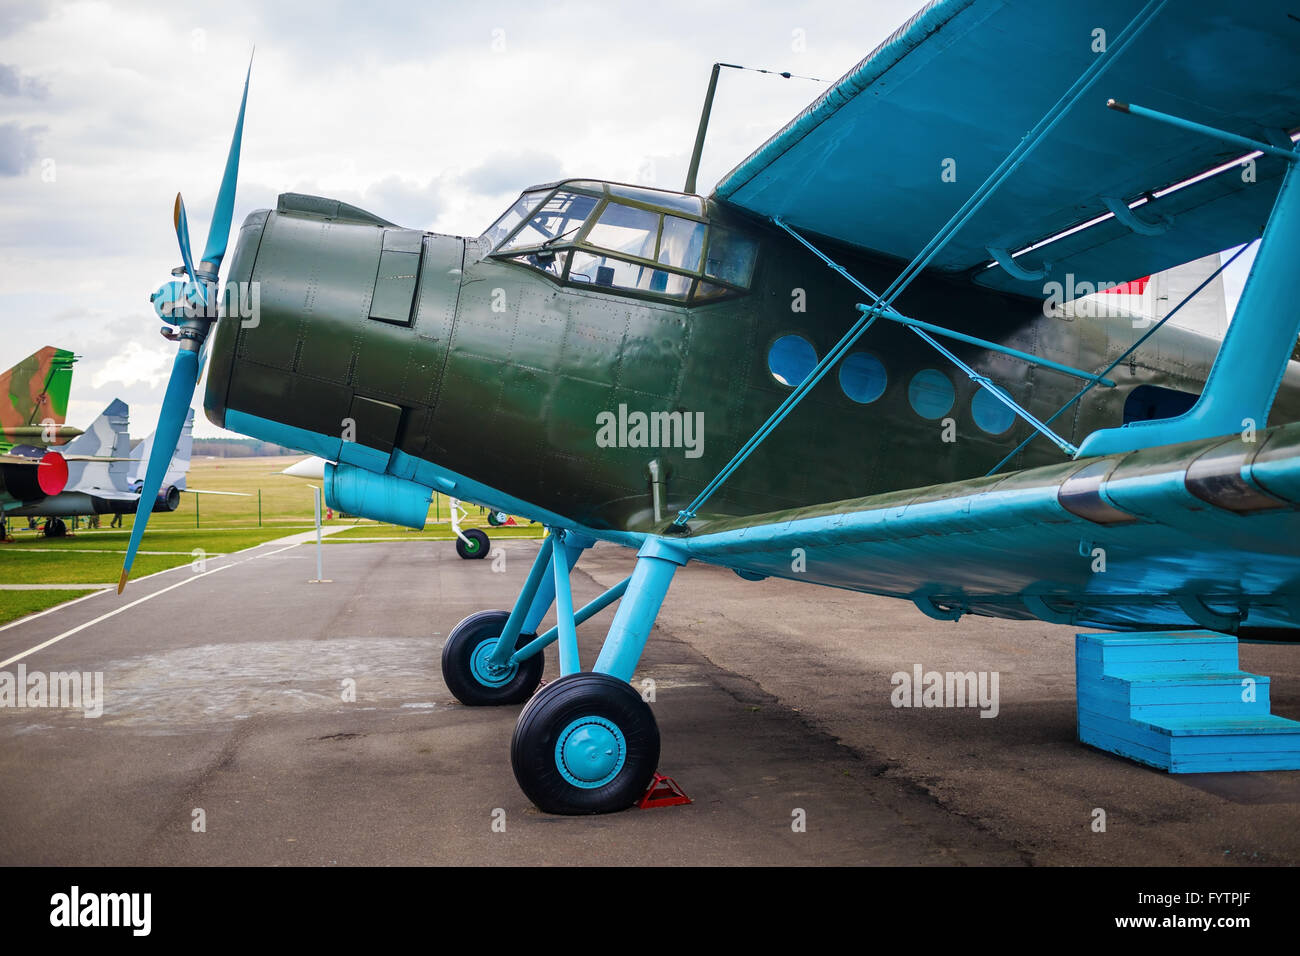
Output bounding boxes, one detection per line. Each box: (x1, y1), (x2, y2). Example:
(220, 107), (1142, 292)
(714, 0), (1300, 297)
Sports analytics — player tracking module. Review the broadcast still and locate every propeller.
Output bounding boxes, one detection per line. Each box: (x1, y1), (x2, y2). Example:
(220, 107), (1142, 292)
(118, 58), (251, 594)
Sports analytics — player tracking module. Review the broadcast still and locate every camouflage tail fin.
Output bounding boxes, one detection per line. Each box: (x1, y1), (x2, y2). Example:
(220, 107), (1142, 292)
(0, 346), (77, 451)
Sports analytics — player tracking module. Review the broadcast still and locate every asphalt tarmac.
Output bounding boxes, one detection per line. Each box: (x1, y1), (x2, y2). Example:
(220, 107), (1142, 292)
(1, 535), (1296, 866)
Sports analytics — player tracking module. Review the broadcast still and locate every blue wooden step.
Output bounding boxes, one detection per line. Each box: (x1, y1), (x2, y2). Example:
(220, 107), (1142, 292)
(1075, 632), (1300, 773)
(1079, 671), (1271, 720)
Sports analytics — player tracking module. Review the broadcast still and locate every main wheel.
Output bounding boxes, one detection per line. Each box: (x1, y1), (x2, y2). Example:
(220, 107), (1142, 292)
(44, 517), (67, 538)
(487, 511), (508, 527)
(511, 672), (659, 815)
(441, 610), (543, 706)
(456, 527), (489, 559)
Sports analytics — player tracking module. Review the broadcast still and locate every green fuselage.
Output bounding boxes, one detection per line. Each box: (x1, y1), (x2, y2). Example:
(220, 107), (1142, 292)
(203, 187), (1300, 535)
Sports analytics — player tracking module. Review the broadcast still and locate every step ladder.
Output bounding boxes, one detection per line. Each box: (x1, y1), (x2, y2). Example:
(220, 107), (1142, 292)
(1076, 631), (1300, 773)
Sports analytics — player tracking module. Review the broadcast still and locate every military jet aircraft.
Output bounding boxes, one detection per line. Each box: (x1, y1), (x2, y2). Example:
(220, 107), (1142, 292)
(9, 401), (238, 533)
(0, 346), (79, 523)
(0, 346), (79, 453)
(120, 1), (1300, 812)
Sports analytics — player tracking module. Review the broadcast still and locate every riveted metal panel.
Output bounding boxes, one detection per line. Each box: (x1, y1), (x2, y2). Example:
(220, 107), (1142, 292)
(370, 249), (420, 324)
(348, 394), (402, 453)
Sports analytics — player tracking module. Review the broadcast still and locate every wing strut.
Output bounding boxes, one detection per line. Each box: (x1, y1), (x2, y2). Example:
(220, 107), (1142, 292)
(1075, 101), (1300, 457)
(671, 0), (1167, 528)
(986, 239), (1256, 475)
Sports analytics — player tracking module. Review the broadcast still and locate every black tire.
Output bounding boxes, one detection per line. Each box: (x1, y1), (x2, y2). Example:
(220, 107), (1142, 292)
(456, 527), (489, 559)
(511, 672), (659, 815)
(441, 610), (543, 706)
(44, 517), (67, 538)
(487, 511), (508, 527)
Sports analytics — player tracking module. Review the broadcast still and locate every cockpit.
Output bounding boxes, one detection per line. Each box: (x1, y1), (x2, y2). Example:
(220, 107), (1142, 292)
(481, 180), (757, 304)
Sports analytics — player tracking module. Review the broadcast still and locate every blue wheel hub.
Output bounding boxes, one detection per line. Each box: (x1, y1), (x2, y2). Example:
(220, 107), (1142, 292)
(555, 716), (626, 789)
(469, 639), (516, 687)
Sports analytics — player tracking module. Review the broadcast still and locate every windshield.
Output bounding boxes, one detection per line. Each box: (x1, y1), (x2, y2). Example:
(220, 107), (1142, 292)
(484, 181), (756, 303)
(498, 191), (600, 252)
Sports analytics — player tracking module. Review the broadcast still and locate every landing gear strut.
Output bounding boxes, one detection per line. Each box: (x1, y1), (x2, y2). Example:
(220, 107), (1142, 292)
(438, 530), (687, 814)
(448, 497), (489, 559)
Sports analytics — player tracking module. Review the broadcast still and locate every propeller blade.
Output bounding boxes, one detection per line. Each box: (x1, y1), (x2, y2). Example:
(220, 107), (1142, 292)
(173, 193), (197, 283)
(117, 348), (200, 593)
(199, 56), (252, 272)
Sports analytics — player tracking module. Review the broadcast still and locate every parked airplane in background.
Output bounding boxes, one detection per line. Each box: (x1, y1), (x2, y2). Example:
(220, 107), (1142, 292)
(0, 346), (79, 520)
(120, 1), (1300, 812)
(9, 402), (244, 535)
(0, 345), (79, 452)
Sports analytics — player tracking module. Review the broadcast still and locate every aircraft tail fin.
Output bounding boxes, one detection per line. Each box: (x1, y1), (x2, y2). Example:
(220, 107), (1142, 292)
(62, 399), (132, 493)
(131, 408), (195, 491)
(0, 346), (77, 448)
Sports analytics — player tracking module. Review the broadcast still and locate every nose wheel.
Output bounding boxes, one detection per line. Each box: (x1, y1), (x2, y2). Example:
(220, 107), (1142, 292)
(456, 527), (489, 559)
(510, 673), (659, 815)
(441, 610), (544, 706)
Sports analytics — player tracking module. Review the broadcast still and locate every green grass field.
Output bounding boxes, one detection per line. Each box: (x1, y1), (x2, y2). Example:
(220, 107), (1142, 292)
(0, 455), (543, 625)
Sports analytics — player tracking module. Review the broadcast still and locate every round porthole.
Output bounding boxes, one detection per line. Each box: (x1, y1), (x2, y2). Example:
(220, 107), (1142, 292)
(768, 334), (818, 388)
(972, 385), (1016, 434)
(908, 369), (954, 419)
(838, 352), (887, 404)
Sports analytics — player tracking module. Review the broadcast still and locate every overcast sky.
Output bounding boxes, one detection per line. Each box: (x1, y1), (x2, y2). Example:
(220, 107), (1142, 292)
(1, 0), (1257, 439)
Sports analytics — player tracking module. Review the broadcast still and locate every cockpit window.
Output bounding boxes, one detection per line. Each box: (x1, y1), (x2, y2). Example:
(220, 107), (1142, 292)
(585, 202), (659, 260)
(481, 189), (547, 249)
(484, 180), (755, 304)
(607, 183), (704, 215)
(498, 191), (600, 253)
(704, 228), (758, 287)
(658, 216), (705, 271)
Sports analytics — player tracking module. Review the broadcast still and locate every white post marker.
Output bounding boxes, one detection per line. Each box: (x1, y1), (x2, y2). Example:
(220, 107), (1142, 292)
(309, 485), (331, 583)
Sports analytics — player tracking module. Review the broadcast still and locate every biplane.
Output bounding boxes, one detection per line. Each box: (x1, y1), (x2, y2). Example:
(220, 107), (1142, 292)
(121, 0), (1300, 811)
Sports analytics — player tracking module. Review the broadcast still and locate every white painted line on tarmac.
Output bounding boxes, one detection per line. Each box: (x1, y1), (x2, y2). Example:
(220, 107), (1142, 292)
(0, 542), (302, 668)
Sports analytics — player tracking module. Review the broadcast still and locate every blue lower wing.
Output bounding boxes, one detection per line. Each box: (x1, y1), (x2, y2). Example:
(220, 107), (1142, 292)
(679, 422), (1300, 636)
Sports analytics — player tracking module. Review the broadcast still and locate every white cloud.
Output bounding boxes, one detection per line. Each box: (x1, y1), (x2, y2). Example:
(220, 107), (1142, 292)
(0, 0), (920, 436)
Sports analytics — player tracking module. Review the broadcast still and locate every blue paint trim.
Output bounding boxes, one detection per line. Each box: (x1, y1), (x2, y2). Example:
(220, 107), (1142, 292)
(339, 440), (391, 473)
(555, 716), (627, 788)
(219, 411), (644, 549)
(225, 409), (342, 463)
(387, 448), (643, 548)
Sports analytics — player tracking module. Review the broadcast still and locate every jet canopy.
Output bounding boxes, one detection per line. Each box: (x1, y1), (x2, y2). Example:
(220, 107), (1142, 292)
(482, 180), (757, 304)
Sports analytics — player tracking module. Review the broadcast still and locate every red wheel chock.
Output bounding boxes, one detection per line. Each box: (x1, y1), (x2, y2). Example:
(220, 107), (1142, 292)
(637, 772), (691, 809)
